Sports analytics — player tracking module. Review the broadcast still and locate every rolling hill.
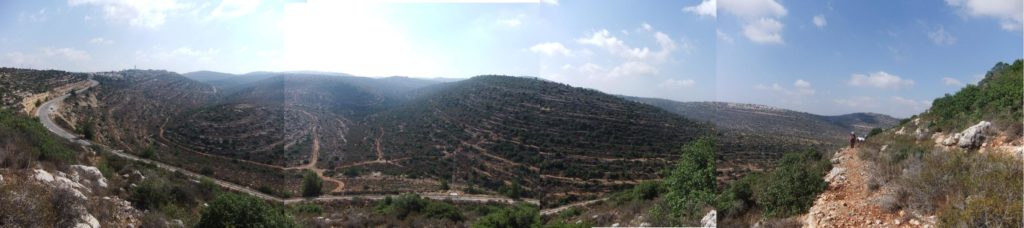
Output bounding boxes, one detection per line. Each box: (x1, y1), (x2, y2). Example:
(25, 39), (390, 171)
(626, 98), (900, 145)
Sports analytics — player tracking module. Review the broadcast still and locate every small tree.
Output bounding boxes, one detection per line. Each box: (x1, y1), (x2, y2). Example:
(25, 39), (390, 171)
(658, 137), (716, 224)
(196, 193), (295, 228)
(301, 170), (323, 197)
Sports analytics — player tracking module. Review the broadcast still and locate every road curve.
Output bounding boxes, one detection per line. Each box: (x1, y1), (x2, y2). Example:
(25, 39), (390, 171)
(37, 79), (98, 145)
(36, 79), (534, 206)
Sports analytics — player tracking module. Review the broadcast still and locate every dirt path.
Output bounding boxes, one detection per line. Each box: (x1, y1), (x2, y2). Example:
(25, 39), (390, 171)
(803, 148), (934, 227)
(375, 127), (385, 161)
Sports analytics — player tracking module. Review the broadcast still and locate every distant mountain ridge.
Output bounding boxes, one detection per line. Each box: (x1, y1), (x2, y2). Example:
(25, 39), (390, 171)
(625, 98), (900, 146)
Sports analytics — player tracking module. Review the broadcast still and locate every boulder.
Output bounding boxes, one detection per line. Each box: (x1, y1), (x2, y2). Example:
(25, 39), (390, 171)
(700, 210), (716, 227)
(71, 165), (108, 189)
(957, 121), (991, 149)
(824, 167), (846, 183)
(942, 133), (961, 146)
(34, 169), (55, 182)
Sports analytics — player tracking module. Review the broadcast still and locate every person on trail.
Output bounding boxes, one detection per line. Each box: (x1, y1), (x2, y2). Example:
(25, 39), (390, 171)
(849, 131), (857, 149)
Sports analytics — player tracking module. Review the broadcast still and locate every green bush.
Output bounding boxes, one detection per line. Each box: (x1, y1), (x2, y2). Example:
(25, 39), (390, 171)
(471, 203), (539, 228)
(753, 150), (828, 218)
(868, 128), (883, 137)
(196, 193), (295, 228)
(633, 181), (662, 200)
(375, 193), (464, 221)
(657, 137), (716, 223)
(301, 170), (322, 197)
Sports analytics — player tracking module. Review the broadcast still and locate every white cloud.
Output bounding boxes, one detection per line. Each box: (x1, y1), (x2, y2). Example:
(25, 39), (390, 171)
(658, 79), (696, 88)
(682, 0), (716, 18)
(68, 0), (190, 28)
(847, 71), (915, 89)
(928, 26), (957, 45)
(529, 42), (571, 56)
(209, 0), (261, 19)
(43, 48), (91, 61)
(834, 96), (878, 108)
(812, 14), (827, 28)
(755, 79), (815, 96)
(576, 29), (675, 62)
(541, 0), (558, 5)
(833, 96), (931, 117)
(942, 77), (964, 86)
(720, 0), (787, 44)
(499, 18), (521, 27)
(607, 61), (658, 77)
(719, 0), (787, 19)
(18, 9), (48, 22)
(890, 96), (932, 112)
(1, 47), (93, 70)
(641, 22), (652, 32)
(717, 29), (734, 43)
(498, 14), (526, 27)
(946, 0), (1023, 31)
(743, 18), (785, 44)
(576, 63), (605, 75)
(89, 37), (115, 45)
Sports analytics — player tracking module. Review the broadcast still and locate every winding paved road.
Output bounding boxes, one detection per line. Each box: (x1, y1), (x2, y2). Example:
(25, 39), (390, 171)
(36, 79), (535, 206)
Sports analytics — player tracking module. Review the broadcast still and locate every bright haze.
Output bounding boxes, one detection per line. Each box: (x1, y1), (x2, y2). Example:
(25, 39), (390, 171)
(0, 0), (1020, 118)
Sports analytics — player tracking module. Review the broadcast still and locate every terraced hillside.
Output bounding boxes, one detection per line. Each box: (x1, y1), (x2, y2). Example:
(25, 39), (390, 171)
(0, 68), (89, 113)
(629, 98), (899, 145)
(628, 98), (899, 184)
(338, 76), (711, 206)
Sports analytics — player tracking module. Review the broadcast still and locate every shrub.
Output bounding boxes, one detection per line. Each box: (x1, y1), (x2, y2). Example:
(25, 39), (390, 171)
(868, 128), (883, 137)
(301, 170), (322, 197)
(471, 203), (539, 228)
(375, 193), (463, 221)
(657, 137), (716, 224)
(752, 150), (828, 218)
(632, 181), (662, 201)
(196, 193), (295, 228)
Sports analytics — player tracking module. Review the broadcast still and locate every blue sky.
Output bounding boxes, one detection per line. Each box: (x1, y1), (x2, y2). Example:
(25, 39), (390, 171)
(0, 0), (1020, 117)
(709, 0), (1022, 117)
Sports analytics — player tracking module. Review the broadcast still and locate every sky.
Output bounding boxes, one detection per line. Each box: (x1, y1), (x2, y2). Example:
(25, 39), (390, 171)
(0, 0), (1020, 118)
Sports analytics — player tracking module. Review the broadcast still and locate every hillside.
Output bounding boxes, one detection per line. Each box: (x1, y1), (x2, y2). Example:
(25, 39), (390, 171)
(182, 70), (237, 82)
(803, 60), (1023, 227)
(627, 98), (899, 145)
(334, 76), (711, 206)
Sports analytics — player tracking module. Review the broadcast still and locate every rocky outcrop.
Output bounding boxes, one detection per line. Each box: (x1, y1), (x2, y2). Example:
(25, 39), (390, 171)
(956, 121), (990, 149)
(941, 133), (961, 146)
(701, 210), (716, 227)
(32, 167), (112, 228)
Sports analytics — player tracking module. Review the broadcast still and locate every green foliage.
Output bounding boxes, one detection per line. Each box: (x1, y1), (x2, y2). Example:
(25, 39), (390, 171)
(471, 203), (539, 228)
(868, 127), (883, 137)
(301, 170), (322, 197)
(196, 193), (296, 228)
(77, 121), (95, 140)
(129, 178), (175, 210)
(140, 146), (155, 159)
(752, 150), (829, 218)
(342, 167), (361, 177)
(658, 137), (716, 222)
(374, 193), (464, 221)
(289, 203), (323, 215)
(714, 173), (761, 219)
(440, 179), (450, 190)
(498, 181), (522, 199)
(0, 109), (73, 168)
(927, 60), (1022, 131)
(632, 181), (662, 201)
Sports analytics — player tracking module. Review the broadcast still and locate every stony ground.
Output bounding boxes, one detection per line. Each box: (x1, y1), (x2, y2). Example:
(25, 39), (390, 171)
(802, 147), (936, 228)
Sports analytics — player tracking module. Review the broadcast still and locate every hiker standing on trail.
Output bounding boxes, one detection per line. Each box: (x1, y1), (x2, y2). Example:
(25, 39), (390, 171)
(849, 132), (857, 148)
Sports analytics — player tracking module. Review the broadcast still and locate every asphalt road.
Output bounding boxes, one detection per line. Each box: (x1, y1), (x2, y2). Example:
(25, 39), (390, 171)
(36, 79), (534, 206)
